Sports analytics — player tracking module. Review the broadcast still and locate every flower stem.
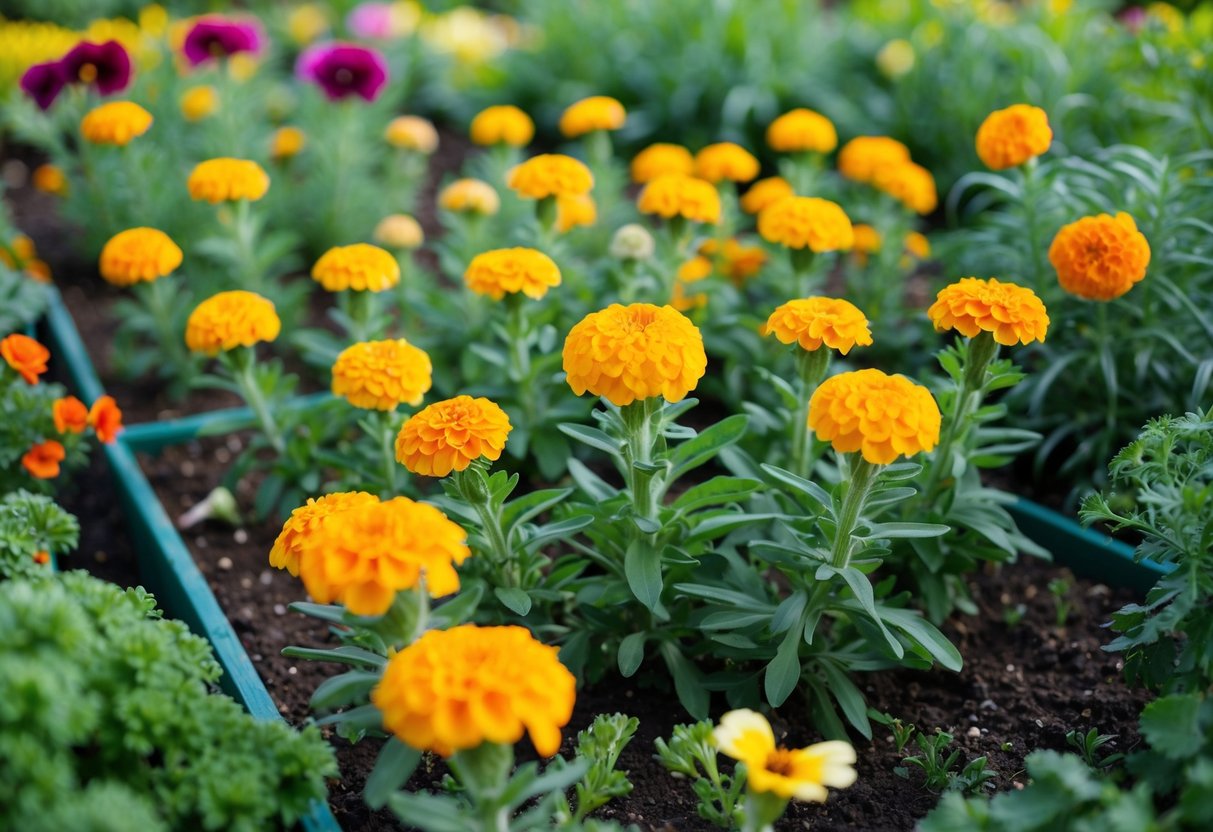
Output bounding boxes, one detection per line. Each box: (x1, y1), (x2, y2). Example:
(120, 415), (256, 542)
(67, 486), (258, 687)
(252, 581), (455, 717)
(455, 466), (519, 587)
(231, 198), (260, 292)
(378, 410), (399, 498)
(142, 276), (192, 379)
(790, 348), (830, 479)
(923, 332), (998, 499)
(829, 456), (877, 569)
(227, 347), (284, 452)
(622, 398), (661, 526)
(1020, 159), (1045, 294)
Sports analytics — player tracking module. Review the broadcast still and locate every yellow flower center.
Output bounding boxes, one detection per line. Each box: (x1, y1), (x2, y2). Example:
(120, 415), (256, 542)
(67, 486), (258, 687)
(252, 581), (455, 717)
(623, 306), (658, 331)
(78, 63), (97, 83)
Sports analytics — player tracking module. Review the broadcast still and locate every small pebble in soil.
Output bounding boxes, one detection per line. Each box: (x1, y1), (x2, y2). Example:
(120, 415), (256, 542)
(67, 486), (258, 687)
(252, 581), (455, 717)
(215, 448), (231, 463)
(196, 536), (208, 549)
(980, 699), (998, 710)
(93, 550), (107, 563)
(181, 461), (195, 477)
(967, 727), (981, 738)
(288, 666), (297, 675)
(235, 529), (249, 544)
(259, 570), (273, 585)
(240, 577), (253, 589)
(227, 436), (244, 453)
(217, 556), (233, 570)
(274, 604), (287, 615)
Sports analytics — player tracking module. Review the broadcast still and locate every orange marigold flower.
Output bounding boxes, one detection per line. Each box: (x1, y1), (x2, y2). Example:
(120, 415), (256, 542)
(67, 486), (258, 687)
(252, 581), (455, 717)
(758, 196), (854, 252)
(188, 158), (270, 203)
(270, 491), (379, 576)
(80, 101), (153, 146)
(465, 247), (561, 301)
(975, 104), (1052, 171)
(559, 95), (626, 138)
(562, 303), (708, 407)
(556, 193), (597, 233)
(1, 333), (50, 385)
(185, 291), (281, 354)
(871, 162), (937, 215)
(180, 85), (219, 121)
(395, 395), (512, 477)
(630, 143), (695, 184)
(270, 126), (306, 160)
(809, 368), (941, 465)
(678, 256), (712, 284)
(905, 231), (931, 260)
(928, 277), (1049, 345)
(766, 108), (838, 154)
(837, 136), (911, 183)
(22, 440), (65, 479)
(374, 214), (424, 249)
(740, 176), (795, 215)
(470, 104), (534, 147)
(312, 243), (399, 292)
(670, 280), (708, 313)
(508, 154), (594, 200)
(331, 339), (433, 410)
(851, 224), (882, 256)
(296, 496), (471, 615)
(1048, 212), (1150, 301)
(372, 624), (576, 757)
(87, 395), (123, 444)
(709, 239), (767, 284)
(32, 164), (67, 196)
(765, 297), (873, 355)
(694, 142), (760, 184)
(637, 174), (721, 225)
(99, 227), (183, 287)
(53, 396), (89, 434)
(385, 115), (439, 153)
(439, 178), (500, 215)
(33, 550), (51, 565)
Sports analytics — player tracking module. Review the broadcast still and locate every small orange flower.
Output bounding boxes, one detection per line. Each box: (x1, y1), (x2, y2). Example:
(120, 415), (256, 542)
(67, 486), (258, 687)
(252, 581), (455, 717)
(905, 231), (931, 261)
(1048, 212), (1151, 301)
(559, 95), (626, 138)
(766, 108), (838, 154)
(312, 243), (400, 292)
(80, 101), (153, 146)
(88, 396), (123, 444)
(188, 158), (270, 203)
(1, 333), (50, 385)
(699, 238), (768, 285)
(928, 277), (1049, 345)
(99, 228), (183, 287)
(395, 395), (512, 477)
(32, 164), (67, 196)
(53, 396), (89, 434)
(33, 550), (51, 565)
(871, 162), (937, 214)
(22, 440), (65, 479)
(740, 176), (794, 215)
(630, 143), (695, 184)
(637, 174), (721, 225)
(385, 115), (439, 153)
(508, 154), (594, 200)
(270, 491), (380, 576)
(694, 142), (760, 184)
(556, 193), (597, 233)
(271, 126), (306, 160)
(470, 104), (534, 146)
(837, 136), (911, 183)
(677, 256), (712, 284)
(465, 248), (561, 300)
(185, 291), (281, 355)
(758, 197), (854, 252)
(331, 339), (433, 410)
(809, 369), (941, 465)
(975, 104), (1052, 171)
(764, 298), (873, 355)
(439, 179), (500, 215)
(180, 85), (219, 121)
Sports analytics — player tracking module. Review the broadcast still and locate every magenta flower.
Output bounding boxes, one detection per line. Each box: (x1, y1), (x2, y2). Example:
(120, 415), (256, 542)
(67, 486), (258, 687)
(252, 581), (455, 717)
(296, 43), (389, 102)
(182, 16), (265, 66)
(20, 62), (68, 111)
(19, 40), (131, 110)
(347, 3), (396, 39)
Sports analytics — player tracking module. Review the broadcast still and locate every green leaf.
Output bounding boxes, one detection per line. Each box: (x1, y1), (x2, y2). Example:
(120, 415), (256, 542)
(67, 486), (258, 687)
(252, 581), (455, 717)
(877, 607), (963, 671)
(835, 567), (903, 658)
(765, 620), (804, 707)
(430, 584), (484, 628)
(364, 738), (421, 809)
(502, 487), (574, 530)
(819, 661), (871, 738)
(567, 458), (618, 501)
(494, 586), (533, 616)
(669, 414), (748, 478)
(860, 522), (951, 540)
(523, 515), (595, 550)
(310, 670), (381, 712)
(1140, 694), (1207, 760)
(558, 423), (624, 457)
(672, 476), (762, 512)
(624, 540), (663, 611)
(618, 632), (646, 678)
(386, 792), (468, 832)
(280, 644), (386, 669)
(760, 464), (833, 510)
(660, 642), (709, 719)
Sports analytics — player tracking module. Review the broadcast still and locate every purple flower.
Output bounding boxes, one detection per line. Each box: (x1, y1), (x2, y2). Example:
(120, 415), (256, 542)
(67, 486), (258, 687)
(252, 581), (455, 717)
(20, 62), (68, 111)
(296, 43), (389, 102)
(347, 3), (396, 39)
(182, 16), (265, 66)
(60, 40), (132, 96)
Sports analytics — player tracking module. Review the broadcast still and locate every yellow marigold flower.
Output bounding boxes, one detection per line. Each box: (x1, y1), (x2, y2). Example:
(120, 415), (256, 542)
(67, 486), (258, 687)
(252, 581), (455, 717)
(32, 164), (67, 196)
(975, 104), (1052, 171)
(99, 227), (183, 287)
(373, 624), (575, 757)
(187, 158), (270, 203)
(559, 95), (626, 138)
(928, 277), (1049, 346)
(809, 368), (941, 465)
(714, 710), (857, 803)
(270, 126), (306, 160)
(1048, 212), (1150, 301)
(331, 339), (433, 410)
(698, 238), (767, 284)
(185, 290), (280, 355)
(439, 178), (500, 215)
(287, 3), (329, 44)
(395, 395), (512, 476)
(270, 491), (379, 576)
(464, 247), (561, 300)
(556, 193), (596, 233)
(297, 497), (470, 616)
(630, 143), (695, 184)
(678, 256), (712, 284)
(905, 231), (931, 260)
(758, 196), (854, 252)
(694, 142), (760, 184)
(871, 162), (937, 215)
(374, 213), (424, 249)
(851, 223), (882, 257)
(740, 176), (795, 215)
(766, 108), (838, 154)
(312, 243), (399, 292)
(508, 154), (594, 200)
(837, 136), (911, 183)
(469, 104), (534, 146)
(562, 303), (707, 407)
(765, 297), (873, 355)
(672, 257), (712, 311)
(180, 85), (218, 121)
(636, 174), (721, 225)
(876, 38), (916, 78)
(80, 101), (153, 146)
(385, 115), (439, 153)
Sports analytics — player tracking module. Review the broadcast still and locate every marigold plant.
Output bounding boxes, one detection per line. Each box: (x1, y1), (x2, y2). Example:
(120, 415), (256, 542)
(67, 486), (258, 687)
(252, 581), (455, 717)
(469, 104), (534, 146)
(757, 196), (854, 252)
(1048, 212), (1151, 300)
(395, 395), (512, 477)
(373, 214), (424, 250)
(187, 158), (270, 203)
(507, 154), (594, 199)
(740, 176), (795, 215)
(559, 95), (626, 137)
(555, 193), (597, 233)
(810, 368), (941, 465)
(766, 108), (838, 154)
(765, 297), (873, 355)
(331, 339), (433, 410)
(870, 161), (938, 215)
(837, 135), (911, 182)
(32, 164), (67, 196)
(179, 85), (218, 121)
(694, 142), (760, 183)
(464, 247), (561, 301)
(975, 103), (1052, 170)
(636, 174), (721, 225)
(270, 126), (306, 160)
(185, 291), (280, 355)
(22, 440), (65, 479)
(1, 334), (50, 385)
(384, 115), (439, 153)
(438, 178), (500, 215)
(98, 228), (182, 287)
(700, 238), (767, 284)
(312, 243), (400, 292)
(928, 277), (1049, 345)
(53, 396), (88, 434)
(79, 101), (152, 146)
(270, 491), (379, 576)
(630, 143), (695, 183)
(87, 396), (122, 444)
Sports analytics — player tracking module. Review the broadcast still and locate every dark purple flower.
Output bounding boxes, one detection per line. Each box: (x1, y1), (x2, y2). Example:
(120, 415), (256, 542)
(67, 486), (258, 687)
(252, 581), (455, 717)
(182, 16), (266, 66)
(60, 40), (132, 96)
(296, 43), (389, 102)
(20, 61), (68, 111)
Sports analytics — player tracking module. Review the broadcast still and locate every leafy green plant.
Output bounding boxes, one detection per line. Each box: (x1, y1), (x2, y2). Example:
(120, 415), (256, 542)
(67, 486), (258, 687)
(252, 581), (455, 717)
(1065, 728), (1123, 771)
(0, 490), (78, 579)
(896, 729), (996, 795)
(654, 721), (745, 830)
(559, 713), (639, 824)
(1048, 576), (1072, 628)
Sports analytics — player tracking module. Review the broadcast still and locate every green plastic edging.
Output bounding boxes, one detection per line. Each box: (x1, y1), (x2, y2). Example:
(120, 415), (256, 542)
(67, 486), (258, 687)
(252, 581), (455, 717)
(122, 391), (335, 454)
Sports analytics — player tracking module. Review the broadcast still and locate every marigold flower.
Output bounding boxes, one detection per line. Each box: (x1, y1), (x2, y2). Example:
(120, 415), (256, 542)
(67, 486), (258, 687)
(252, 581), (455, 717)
(559, 95), (626, 138)
(1, 333), (50, 385)
(185, 291), (281, 355)
(809, 368), (941, 465)
(700, 238), (768, 284)
(32, 164), (67, 196)
(331, 339), (433, 410)
(22, 440), (65, 479)
(374, 214), (424, 249)
(673, 258), (711, 312)
(694, 142), (760, 184)
(297, 496), (471, 615)
(851, 224), (882, 257)
(630, 143), (695, 184)
(740, 176), (795, 215)
(871, 162), (937, 215)
(508, 154), (594, 200)
(469, 104), (534, 146)
(556, 193), (597, 233)
(372, 624), (575, 757)
(54, 396), (89, 434)
(180, 85), (218, 121)
(464, 247), (561, 300)
(905, 231), (931, 260)
(1048, 212), (1150, 301)
(395, 395), (512, 477)
(99, 227), (182, 287)
(312, 243), (399, 292)
(637, 174), (721, 225)
(765, 298), (873, 355)
(758, 196), (854, 252)
(678, 256), (712, 284)
(187, 158), (270, 203)
(766, 108), (838, 154)
(298, 42), (389, 102)
(438, 178), (500, 215)
(80, 101), (153, 146)
(271, 126), (306, 160)
(33, 550), (51, 565)
(87, 395), (122, 443)
(713, 710), (857, 803)
(271, 491), (380, 575)
(563, 303), (707, 406)
(975, 104), (1052, 171)
(928, 277), (1049, 345)
(384, 115), (439, 153)
(838, 136), (911, 183)
(609, 224), (655, 261)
